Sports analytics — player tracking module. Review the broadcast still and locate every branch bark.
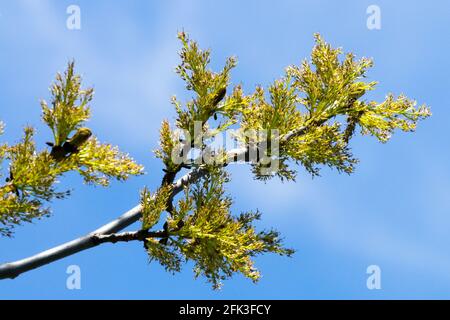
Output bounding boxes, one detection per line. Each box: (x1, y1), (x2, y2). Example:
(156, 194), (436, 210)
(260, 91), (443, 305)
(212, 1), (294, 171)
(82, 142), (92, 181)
(0, 125), (309, 280)
(92, 230), (166, 244)
(0, 167), (208, 280)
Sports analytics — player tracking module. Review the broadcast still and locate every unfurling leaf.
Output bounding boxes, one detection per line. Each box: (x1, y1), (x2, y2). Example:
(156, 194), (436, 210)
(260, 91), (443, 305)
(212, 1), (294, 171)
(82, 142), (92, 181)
(141, 184), (172, 230)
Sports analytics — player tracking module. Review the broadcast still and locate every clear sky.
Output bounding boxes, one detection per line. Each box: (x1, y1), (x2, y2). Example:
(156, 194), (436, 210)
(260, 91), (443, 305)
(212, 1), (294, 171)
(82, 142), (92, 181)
(0, 0), (449, 299)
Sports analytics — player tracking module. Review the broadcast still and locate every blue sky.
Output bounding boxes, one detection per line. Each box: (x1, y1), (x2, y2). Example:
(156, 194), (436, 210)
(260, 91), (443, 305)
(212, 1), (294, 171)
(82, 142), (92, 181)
(0, 0), (449, 299)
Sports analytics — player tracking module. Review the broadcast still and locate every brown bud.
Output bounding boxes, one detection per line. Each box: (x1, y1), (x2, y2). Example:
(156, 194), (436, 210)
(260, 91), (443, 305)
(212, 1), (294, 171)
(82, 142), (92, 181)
(212, 87), (226, 106)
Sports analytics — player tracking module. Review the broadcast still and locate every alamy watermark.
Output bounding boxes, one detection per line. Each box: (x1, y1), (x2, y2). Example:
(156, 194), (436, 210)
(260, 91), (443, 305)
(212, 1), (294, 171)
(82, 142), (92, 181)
(66, 265), (81, 290)
(168, 121), (280, 176)
(366, 5), (381, 30)
(66, 5), (81, 30)
(366, 265), (382, 290)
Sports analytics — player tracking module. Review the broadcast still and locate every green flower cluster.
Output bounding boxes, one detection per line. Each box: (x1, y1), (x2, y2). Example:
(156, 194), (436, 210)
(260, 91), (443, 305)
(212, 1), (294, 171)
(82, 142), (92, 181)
(0, 62), (143, 237)
(143, 33), (430, 288)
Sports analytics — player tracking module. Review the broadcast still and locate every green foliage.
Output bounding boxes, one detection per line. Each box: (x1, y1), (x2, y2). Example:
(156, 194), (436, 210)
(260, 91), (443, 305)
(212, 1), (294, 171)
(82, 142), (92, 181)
(154, 120), (181, 173)
(7, 127), (64, 201)
(358, 94), (431, 142)
(57, 137), (143, 186)
(240, 80), (306, 181)
(286, 34), (431, 141)
(0, 128), (61, 237)
(239, 33), (430, 179)
(146, 32), (430, 288)
(286, 123), (358, 176)
(41, 61), (92, 147)
(141, 184), (172, 230)
(287, 34), (377, 118)
(143, 169), (293, 289)
(173, 32), (248, 144)
(0, 62), (143, 237)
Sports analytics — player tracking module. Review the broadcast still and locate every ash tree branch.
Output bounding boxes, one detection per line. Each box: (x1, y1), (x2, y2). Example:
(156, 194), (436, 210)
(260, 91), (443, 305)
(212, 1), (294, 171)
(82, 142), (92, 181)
(0, 125), (310, 280)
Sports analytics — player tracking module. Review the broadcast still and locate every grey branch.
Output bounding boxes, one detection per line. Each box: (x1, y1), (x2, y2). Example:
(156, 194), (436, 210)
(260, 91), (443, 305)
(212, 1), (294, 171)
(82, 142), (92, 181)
(0, 125), (310, 280)
(92, 230), (166, 244)
(0, 167), (208, 280)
